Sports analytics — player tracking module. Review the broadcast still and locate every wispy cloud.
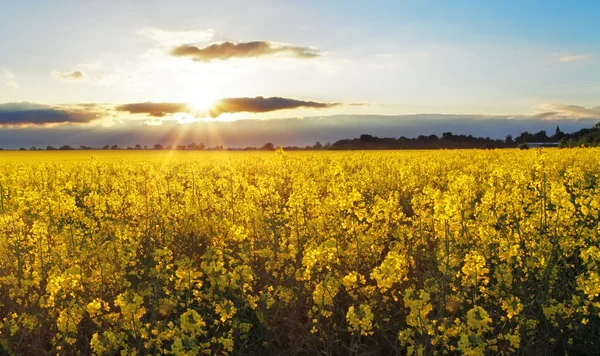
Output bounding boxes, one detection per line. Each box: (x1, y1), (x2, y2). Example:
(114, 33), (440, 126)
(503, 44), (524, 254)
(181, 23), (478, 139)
(51, 70), (85, 81)
(3, 70), (19, 88)
(138, 27), (215, 46)
(554, 53), (592, 63)
(534, 103), (600, 118)
(170, 41), (320, 62)
(3, 70), (15, 79)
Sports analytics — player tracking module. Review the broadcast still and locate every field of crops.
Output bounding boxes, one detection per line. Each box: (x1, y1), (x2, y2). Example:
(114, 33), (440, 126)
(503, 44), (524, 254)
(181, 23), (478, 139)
(1, 149), (599, 355)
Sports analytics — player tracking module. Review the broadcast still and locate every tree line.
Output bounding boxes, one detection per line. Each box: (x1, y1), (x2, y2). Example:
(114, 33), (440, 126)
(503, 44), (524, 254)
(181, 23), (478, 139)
(329, 126), (568, 150)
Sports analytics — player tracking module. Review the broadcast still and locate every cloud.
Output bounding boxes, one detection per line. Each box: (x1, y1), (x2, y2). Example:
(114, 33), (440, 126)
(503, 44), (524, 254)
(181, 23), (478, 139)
(52, 70), (85, 81)
(138, 27), (215, 46)
(170, 41), (320, 62)
(534, 103), (600, 118)
(115, 102), (191, 117)
(555, 53), (592, 63)
(76, 61), (104, 70)
(0, 102), (100, 127)
(208, 96), (339, 117)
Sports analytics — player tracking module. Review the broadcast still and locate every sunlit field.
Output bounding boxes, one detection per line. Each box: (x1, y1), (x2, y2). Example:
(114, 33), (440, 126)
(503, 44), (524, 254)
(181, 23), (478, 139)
(1, 149), (599, 355)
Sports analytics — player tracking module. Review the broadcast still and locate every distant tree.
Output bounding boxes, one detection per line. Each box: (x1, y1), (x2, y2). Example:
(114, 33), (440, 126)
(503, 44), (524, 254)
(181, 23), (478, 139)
(110, 145), (119, 150)
(442, 132), (454, 139)
(360, 134), (375, 142)
(30, 146), (37, 150)
(313, 141), (322, 149)
(135, 144), (142, 150)
(516, 131), (532, 144)
(47, 146), (56, 150)
(102, 145), (109, 150)
(505, 135), (514, 144)
(154, 144), (164, 150)
(19, 147), (26, 151)
(176, 145), (186, 150)
(59, 145), (73, 150)
(324, 142), (332, 149)
(532, 130), (548, 142)
(261, 142), (275, 151)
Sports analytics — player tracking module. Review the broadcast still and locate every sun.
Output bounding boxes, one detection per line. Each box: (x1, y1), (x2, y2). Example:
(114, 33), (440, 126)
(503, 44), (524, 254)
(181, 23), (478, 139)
(169, 96), (220, 124)
(189, 96), (217, 113)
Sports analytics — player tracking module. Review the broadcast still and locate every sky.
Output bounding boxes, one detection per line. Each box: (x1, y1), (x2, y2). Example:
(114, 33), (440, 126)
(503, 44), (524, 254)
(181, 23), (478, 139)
(1, 0), (599, 148)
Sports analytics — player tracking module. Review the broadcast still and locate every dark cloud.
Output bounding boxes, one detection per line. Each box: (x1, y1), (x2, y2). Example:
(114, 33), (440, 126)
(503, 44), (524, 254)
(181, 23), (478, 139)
(52, 70), (85, 80)
(115, 102), (190, 117)
(209, 96), (339, 117)
(0, 102), (99, 127)
(170, 41), (319, 62)
(113, 97), (337, 118)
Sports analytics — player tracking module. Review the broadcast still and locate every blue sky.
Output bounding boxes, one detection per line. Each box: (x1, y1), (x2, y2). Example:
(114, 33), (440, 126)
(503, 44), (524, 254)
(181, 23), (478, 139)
(0, 0), (599, 147)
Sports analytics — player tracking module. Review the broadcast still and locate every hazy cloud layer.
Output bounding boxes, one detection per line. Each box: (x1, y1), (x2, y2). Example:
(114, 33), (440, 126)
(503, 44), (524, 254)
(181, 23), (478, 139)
(52, 70), (85, 81)
(115, 102), (190, 117)
(1, 101), (599, 146)
(556, 53), (592, 63)
(0, 102), (99, 127)
(0, 114), (598, 149)
(171, 41), (320, 62)
(208, 96), (339, 117)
